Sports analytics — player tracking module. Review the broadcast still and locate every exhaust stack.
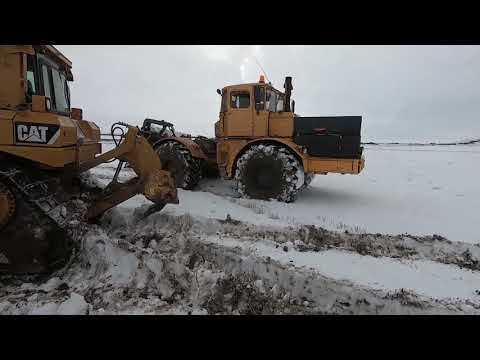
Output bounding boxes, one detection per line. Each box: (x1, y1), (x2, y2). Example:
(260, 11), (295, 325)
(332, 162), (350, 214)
(284, 76), (293, 112)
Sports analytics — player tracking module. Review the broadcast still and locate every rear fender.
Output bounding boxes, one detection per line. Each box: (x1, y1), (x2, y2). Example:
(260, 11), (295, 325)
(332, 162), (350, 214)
(152, 137), (208, 160)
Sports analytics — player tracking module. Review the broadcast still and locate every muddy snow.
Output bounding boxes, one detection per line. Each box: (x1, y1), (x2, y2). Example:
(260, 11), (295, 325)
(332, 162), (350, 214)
(1, 143), (480, 315)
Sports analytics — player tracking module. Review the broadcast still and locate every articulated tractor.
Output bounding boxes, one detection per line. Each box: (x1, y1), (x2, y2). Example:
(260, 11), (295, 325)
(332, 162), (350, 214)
(143, 75), (365, 202)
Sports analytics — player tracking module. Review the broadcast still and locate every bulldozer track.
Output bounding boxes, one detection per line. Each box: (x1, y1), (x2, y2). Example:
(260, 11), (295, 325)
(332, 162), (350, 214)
(0, 181), (16, 229)
(0, 166), (70, 229)
(0, 163), (90, 273)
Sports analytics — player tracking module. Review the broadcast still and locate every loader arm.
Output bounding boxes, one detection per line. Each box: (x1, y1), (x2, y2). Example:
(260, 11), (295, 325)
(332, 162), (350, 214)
(78, 125), (178, 220)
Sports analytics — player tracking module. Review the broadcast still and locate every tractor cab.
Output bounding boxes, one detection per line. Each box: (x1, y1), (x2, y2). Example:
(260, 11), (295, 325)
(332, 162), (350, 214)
(215, 75), (296, 139)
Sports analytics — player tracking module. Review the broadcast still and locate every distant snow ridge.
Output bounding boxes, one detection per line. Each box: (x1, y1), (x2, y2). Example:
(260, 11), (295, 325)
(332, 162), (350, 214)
(363, 137), (480, 146)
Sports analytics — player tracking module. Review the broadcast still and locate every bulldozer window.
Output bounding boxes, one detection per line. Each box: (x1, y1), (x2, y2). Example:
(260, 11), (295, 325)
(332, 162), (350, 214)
(51, 68), (70, 114)
(231, 92), (250, 109)
(26, 55), (37, 99)
(40, 61), (70, 115)
(41, 64), (53, 104)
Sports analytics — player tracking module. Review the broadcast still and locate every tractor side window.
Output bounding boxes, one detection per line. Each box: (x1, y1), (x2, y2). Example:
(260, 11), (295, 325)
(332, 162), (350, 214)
(51, 68), (69, 114)
(230, 92), (250, 109)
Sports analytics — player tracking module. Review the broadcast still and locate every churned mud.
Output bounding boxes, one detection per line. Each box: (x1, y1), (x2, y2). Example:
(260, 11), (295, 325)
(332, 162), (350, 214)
(1, 201), (480, 315)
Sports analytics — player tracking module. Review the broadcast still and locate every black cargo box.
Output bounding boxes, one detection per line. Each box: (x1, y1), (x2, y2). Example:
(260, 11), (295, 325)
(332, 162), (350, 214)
(293, 116), (362, 159)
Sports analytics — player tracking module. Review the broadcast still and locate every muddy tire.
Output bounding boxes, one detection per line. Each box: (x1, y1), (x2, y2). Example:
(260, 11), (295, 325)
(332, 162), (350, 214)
(234, 144), (304, 202)
(155, 141), (201, 190)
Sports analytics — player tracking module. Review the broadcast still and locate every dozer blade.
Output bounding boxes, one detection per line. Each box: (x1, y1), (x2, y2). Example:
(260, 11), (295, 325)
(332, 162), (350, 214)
(79, 124), (179, 222)
(86, 169), (178, 221)
(141, 203), (168, 220)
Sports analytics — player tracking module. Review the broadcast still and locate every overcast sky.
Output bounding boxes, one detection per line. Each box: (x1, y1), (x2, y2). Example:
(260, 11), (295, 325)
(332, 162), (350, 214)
(57, 45), (480, 142)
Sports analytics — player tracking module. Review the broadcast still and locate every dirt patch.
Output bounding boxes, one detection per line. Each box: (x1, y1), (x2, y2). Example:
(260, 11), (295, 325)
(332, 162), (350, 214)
(294, 225), (480, 271)
(174, 212), (480, 272)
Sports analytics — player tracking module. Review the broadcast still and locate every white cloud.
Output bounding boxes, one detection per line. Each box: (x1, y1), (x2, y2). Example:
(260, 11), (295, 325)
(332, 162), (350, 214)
(198, 45), (235, 63)
(57, 45), (480, 142)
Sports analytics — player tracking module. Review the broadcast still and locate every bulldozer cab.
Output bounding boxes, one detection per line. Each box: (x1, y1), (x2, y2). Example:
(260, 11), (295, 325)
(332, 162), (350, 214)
(0, 45), (101, 169)
(27, 48), (72, 115)
(0, 45), (73, 115)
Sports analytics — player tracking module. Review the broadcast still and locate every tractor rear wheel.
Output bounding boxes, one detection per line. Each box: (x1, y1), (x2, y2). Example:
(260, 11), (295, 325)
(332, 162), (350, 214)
(234, 144), (304, 202)
(155, 141), (201, 190)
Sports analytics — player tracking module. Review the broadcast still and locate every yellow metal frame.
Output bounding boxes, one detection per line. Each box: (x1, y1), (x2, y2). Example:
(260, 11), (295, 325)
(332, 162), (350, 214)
(220, 137), (365, 179)
(306, 156), (365, 174)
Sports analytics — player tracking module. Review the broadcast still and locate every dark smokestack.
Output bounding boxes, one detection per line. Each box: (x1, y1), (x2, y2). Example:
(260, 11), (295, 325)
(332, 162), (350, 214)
(284, 76), (293, 112)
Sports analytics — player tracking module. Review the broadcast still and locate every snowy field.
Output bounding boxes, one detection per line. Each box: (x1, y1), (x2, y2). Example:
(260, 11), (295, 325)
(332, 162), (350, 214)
(98, 142), (480, 244)
(290, 143), (480, 243)
(1, 142), (480, 315)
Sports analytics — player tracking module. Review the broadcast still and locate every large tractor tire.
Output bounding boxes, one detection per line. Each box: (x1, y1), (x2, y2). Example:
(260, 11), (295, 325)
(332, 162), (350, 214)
(155, 141), (201, 190)
(234, 144), (304, 202)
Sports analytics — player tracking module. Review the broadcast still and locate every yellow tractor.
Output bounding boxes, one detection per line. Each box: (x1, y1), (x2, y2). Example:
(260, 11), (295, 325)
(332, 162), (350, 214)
(146, 75), (365, 202)
(0, 45), (178, 274)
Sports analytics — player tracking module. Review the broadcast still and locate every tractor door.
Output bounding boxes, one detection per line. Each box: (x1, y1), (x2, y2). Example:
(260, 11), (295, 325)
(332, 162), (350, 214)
(224, 87), (253, 137)
(252, 85), (269, 137)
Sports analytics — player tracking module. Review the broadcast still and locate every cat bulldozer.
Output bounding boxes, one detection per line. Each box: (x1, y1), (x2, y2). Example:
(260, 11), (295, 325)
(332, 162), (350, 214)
(145, 75), (365, 202)
(0, 45), (178, 274)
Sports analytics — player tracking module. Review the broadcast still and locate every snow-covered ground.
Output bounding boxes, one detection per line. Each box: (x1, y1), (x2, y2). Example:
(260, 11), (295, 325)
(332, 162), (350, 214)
(311, 143), (480, 243)
(98, 143), (480, 244)
(1, 142), (480, 315)
(92, 142), (480, 308)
